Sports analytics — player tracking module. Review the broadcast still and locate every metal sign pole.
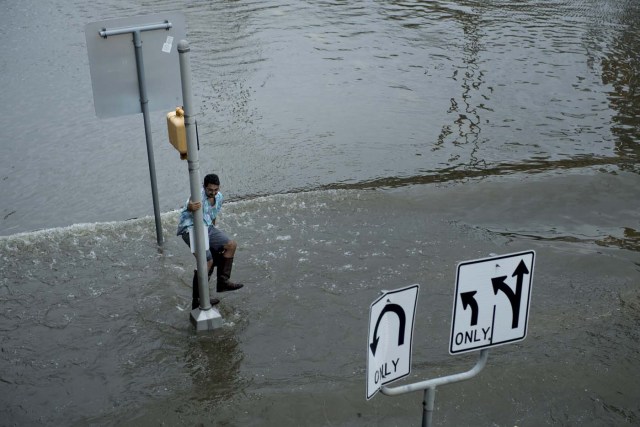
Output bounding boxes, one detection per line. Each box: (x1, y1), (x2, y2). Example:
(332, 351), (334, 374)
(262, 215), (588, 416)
(178, 39), (222, 330)
(96, 21), (173, 247)
(380, 349), (489, 427)
(423, 387), (435, 427)
(132, 30), (163, 246)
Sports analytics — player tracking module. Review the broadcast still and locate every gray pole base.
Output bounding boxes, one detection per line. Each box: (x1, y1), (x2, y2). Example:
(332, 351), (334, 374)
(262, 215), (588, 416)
(190, 307), (224, 330)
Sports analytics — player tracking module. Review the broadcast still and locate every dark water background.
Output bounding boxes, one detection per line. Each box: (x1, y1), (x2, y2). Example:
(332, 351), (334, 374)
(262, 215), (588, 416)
(1, 0), (639, 425)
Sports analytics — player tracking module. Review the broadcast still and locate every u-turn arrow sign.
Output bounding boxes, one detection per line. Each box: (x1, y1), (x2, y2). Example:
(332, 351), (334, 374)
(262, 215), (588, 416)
(366, 284), (419, 400)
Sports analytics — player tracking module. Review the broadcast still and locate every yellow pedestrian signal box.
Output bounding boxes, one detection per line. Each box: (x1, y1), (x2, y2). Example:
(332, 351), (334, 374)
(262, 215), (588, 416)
(167, 107), (187, 159)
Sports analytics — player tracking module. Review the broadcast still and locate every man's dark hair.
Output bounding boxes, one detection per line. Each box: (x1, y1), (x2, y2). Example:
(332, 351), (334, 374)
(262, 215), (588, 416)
(204, 174), (220, 186)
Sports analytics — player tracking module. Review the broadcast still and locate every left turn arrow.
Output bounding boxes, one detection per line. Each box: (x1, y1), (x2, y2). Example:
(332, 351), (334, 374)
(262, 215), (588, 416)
(460, 291), (479, 326)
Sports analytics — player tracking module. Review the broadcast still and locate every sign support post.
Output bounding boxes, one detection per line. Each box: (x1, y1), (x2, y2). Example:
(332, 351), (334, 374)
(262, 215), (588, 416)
(132, 29), (163, 247)
(86, 13), (187, 246)
(95, 22), (171, 247)
(380, 350), (489, 427)
(178, 39), (222, 330)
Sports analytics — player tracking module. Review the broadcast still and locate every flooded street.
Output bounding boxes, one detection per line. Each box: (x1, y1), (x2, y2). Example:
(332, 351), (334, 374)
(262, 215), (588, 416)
(0, 0), (638, 425)
(2, 172), (638, 425)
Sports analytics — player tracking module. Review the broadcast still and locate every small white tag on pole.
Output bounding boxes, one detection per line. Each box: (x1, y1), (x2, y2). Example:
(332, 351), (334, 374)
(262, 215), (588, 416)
(188, 227), (209, 253)
(162, 36), (174, 53)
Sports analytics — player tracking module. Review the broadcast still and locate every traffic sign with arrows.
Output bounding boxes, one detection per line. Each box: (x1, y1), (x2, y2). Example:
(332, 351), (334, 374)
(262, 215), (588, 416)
(367, 285), (419, 400)
(450, 251), (535, 354)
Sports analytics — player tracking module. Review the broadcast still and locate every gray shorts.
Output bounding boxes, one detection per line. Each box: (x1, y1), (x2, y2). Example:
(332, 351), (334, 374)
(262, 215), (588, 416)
(180, 226), (230, 261)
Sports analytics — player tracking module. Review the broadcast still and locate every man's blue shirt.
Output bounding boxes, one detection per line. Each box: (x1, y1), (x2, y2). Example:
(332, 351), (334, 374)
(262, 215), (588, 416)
(176, 190), (224, 236)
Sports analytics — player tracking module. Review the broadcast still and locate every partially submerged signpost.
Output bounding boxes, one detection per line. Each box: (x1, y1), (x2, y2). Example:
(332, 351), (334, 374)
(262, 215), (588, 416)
(177, 39), (223, 330)
(85, 13), (186, 246)
(367, 251), (535, 426)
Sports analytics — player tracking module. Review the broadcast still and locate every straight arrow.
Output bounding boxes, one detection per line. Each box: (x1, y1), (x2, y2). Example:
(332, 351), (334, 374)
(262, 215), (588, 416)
(492, 259), (530, 328)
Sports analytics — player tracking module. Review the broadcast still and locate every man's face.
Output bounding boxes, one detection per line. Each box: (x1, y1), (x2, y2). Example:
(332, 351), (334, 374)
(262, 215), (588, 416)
(205, 183), (220, 199)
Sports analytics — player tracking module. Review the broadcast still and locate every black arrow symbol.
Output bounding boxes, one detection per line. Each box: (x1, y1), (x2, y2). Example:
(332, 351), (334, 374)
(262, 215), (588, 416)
(492, 260), (530, 328)
(460, 291), (479, 326)
(369, 303), (406, 356)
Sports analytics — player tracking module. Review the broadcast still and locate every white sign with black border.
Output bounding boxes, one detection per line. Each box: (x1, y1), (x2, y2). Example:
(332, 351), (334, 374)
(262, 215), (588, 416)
(367, 284), (419, 400)
(450, 251), (535, 355)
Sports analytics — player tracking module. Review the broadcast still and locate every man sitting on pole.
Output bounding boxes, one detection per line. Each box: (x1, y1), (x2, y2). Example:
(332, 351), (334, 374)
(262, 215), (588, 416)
(177, 173), (244, 309)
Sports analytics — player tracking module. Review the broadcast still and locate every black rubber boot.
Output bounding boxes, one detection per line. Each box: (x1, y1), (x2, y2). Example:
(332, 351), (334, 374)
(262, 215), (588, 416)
(216, 257), (244, 292)
(192, 270), (199, 310)
(192, 269), (220, 309)
(210, 251), (224, 278)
